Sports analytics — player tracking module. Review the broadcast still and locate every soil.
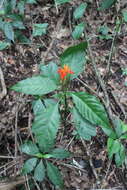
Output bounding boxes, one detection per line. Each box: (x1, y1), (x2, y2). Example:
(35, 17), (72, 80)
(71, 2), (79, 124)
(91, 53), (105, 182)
(0, 0), (127, 190)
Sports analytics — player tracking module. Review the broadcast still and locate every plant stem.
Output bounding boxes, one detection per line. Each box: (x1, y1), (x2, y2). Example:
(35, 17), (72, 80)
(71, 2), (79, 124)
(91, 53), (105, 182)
(85, 31), (116, 131)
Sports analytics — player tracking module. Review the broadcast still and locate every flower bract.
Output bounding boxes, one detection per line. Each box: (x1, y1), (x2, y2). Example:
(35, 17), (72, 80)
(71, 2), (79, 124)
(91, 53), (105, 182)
(58, 65), (74, 81)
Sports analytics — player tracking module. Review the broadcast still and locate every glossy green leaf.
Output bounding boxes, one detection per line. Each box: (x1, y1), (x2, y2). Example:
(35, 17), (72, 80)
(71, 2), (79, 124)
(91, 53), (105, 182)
(46, 161), (64, 189)
(113, 118), (122, 138)
(22, 158), (38, 174)
(72, 107), (96, 140)
(99, 0), (117, 10)
(72, 22), (85, 39)
(10, 0), (16, 10)
(0, 41), (10, 50)
(34, 160), (45, 181)
(0, 8), (5, 16)
(55, 0), (71, 5)
(15, 30), (30, 43)
(32, 102), (60, 153)
(50, 148), (71, 159)
(115, 144), (126, 167)
(40, 62), (59, 85)
(120, 134), (127, 139)
(26, 0), (37, 4)
(60, 42), (87, 78)
(73, 3), (87, 20)
(122, 11), (127, 22)
(33, 23), (48, 37)
(71, 92), (116, 138)
(20, 141), (39, 156)
(11, 76), (57, 95)
(107, 138), (121, 158)
(4, 22), (14, 41)
(17, 1), (25, 15)
(121, 122), (127, 133)
(12, 21), (25, 29)
(32, 99), (45, 116)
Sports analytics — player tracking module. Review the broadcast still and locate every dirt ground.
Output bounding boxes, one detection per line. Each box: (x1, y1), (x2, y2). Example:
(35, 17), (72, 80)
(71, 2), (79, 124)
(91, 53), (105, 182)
(0, 0), (127, 189)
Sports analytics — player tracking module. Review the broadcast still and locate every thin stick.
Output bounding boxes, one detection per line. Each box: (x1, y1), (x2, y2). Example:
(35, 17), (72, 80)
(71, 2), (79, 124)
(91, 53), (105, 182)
(0, 155), (16, 159)
(54, 0), (59, 14)
(85, 31), (115, 130)
(14, 105), (18, 175)
(81, 138), (99, 181)
(77, 77), (100, 97)
(0, 0), (5, 8)
(32, 177), (41, 190)
(0, 66), (7, 100)
(105, 17), (121, 79)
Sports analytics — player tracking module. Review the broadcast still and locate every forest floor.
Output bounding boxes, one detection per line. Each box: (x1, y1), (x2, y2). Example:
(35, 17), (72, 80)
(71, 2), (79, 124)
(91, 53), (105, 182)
(0, 0), (127, 189)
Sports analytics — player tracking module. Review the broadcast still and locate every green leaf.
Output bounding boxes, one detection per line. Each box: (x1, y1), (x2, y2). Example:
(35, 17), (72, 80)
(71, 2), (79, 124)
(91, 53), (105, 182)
(122, 11), (127, 22)
(72, 107), (96, 140)
(26, 0), (37, 4)
(32, 99), (45, 116)
(4, 22), (14, 41)
(40, 62), (59, 85)
(55, 0), (71, 5)
(73, 3), (87, 20)
(34, 160), (45, 181)
(12, 21), (25, 29)
(99, 0), (117, 10)
(113, 118), (122, 138)
(115, 144), (125, 167)
(107, 138), (121, 159)
(72, 22), (85, 39)
(71, 92), (116, 138)
(0, 41), (10, 50)
(32, 102), (60, 153)
(20, 141), (39, 156)
(0, 8), (5, 16)
(50, 148), (71, 159)
(121, 122), (127, 133)
(32, 23), (48, 37)
(17, 1), (25, 15)
(60, 42), (87, 79)
(10, 0), (16, 10)
(15, 30), (30, 43)
(11, 76), (57, 95)
(22, 158), (38, 174)
(98, 25), (109, 35)
(46, 161), (64, 189)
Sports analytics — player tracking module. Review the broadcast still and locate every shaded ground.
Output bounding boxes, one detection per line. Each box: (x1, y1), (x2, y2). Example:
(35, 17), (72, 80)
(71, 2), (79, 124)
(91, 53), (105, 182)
(0, 0), (127, 189)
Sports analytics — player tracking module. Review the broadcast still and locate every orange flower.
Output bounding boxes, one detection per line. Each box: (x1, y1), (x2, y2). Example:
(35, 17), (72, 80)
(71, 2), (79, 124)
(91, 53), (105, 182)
(58, 65), (74, 80)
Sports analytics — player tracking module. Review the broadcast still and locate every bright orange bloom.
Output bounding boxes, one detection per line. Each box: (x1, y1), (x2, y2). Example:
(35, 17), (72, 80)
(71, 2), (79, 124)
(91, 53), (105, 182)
(58, 65), (74, 80)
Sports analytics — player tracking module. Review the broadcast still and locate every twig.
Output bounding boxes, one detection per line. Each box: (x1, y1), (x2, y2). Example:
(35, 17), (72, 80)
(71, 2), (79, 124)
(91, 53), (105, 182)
(25, 175), (31, 190)
(14, 105), (18, 175)
(110, 91), (126, 120)
(54, 0), (59, 14)
(60, 162), (87, 173)
(0, 67), (7, 100)
(27, 112), (35, 142)
(0, 176), (28, 190)
(77, 77), (100, 98)
(0, 0), (5, 8)
(105, 17), (121, 79)
(32, 177), (41, 190)
(0, 155), (16, 159)
(65, 136), (75, 149)
(85, 31), (115, 130)
(81, 138), (99, 181)
(42, 10), (67, 63)
(104, 159), (112, 180)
